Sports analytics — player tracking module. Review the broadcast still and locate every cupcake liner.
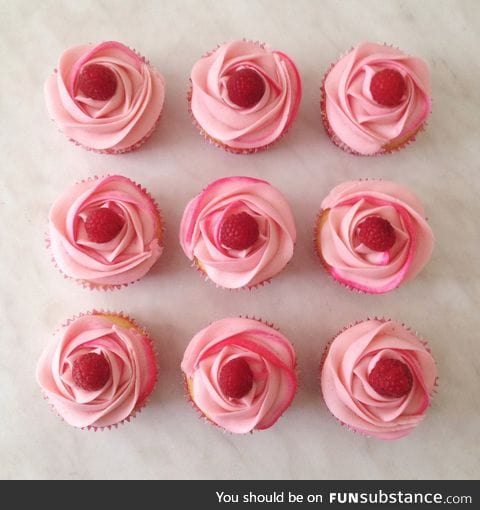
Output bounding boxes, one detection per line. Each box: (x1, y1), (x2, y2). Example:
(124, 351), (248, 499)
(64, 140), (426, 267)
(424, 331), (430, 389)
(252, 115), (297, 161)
(183, 316), (298, 434)
(48, 45), (164, 155)
(319, 317), (439, 438)
(187, 85), (257, 155)
(320, 43), (429, 156)
(42, 396), (147, 432)
(50, 107), (164, 155)
(240, 315), (278, 330)
(187, 85), (290, 155)
(41, 309), (159, 431)
(187, 38), (301, 154)
(191, 257), (273, 291)
(46, 174), (165, 291)
(320, 63), (361, 156)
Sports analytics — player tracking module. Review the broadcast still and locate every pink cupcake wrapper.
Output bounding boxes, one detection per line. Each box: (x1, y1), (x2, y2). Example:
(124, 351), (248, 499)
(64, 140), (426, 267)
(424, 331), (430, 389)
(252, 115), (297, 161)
(191, 257), (273, 291)
(48, 107), (164, 155)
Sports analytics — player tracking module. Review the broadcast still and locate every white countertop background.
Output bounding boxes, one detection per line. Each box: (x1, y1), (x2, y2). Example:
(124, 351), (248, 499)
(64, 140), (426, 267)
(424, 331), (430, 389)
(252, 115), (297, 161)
(1, 0), (479, 479)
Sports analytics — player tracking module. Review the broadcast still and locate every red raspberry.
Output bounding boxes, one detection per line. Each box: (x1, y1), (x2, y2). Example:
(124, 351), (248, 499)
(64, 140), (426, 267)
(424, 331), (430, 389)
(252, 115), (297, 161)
(356, 215), (396, 252)
(85, 207), (124, 243)
(77, 64), (117, 100)
(370, 68), (406, 107)
(219, 358), (254, 399)
(72, 352), (111, 391)
(368, 358), (413, 398)
(226, 68), (265, 108)
(220, 212), (259, 250)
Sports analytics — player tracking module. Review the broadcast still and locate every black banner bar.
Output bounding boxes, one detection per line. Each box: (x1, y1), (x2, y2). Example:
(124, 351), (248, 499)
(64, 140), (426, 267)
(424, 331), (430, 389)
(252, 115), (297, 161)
(3, 480), (476, 508)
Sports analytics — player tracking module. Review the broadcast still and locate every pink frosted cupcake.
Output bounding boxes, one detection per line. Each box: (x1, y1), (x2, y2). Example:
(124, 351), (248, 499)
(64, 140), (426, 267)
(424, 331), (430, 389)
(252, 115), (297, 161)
(189, 39), (302, 153)
(48, 175), (164, 289)
(320, 318), (437, 440)
(45, 41), (165, 153)
(179, 176), (296, 289)
(36, 311), (158, 429)
(181, 317), (297, 433)
(321, 42), (431, 155)
(314, 180), (434, 294)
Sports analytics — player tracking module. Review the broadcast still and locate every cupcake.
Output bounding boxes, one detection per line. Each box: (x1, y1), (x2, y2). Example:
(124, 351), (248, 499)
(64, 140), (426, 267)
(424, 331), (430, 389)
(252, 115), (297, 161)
(48, 175), (164, 289)
(189, 39), (302, 153)
(315, 180), (434, 294)
(321, 42), (431, 155)
(36, 311), (158, 429)
(179, 176), (296, 289)
(181, 317), (297, 433)
(320, 318), (437, 440)
(45, 41), (165, 153)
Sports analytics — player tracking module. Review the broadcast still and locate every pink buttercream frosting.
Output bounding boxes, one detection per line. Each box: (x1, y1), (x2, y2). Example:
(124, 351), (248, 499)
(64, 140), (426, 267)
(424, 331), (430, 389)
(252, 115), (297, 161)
(36, 313), (157, 429)
(49, 175), (163, 288)
(317, 180), (434, 293)
(179, 176), (296, 289)
(45, 41), (165, 153)
(321, 319), (437, 440)
(181, 317), (297, 433)
(323, 42), (431, 155)
(190, 40), (302, 151)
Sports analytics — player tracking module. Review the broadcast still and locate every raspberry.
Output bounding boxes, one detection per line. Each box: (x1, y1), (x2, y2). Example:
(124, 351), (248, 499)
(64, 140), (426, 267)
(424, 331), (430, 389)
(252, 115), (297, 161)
(226, 68), (265, 108)
(370, 68), (406, 107)
(85, 207), (124, 243)
(218, 358), (254, 399)
(72, 352), (111, 391)
(368, 358), (413, 398)
(77, 64), (117, 100)
(220, 212), (259, 250)
(356, 215), (396, 252)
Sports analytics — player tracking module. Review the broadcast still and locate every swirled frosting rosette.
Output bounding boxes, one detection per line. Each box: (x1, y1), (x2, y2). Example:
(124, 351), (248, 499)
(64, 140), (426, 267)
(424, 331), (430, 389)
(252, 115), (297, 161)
(181, 317), (297, 433)
(36, 311), (158, 429)
(179, 176), (296, 289)
(320, 319), (437, 440)
(315, 180), (434, 294)
(45, 41), (165, 153)
(48, 175), (164, 289)
(321, 42), (431, 155)
(189, 40), (302, 153)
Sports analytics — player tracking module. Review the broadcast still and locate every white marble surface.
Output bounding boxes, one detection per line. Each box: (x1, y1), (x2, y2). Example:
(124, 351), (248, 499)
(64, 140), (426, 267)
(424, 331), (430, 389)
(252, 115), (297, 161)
(1, 0), (479, 480)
